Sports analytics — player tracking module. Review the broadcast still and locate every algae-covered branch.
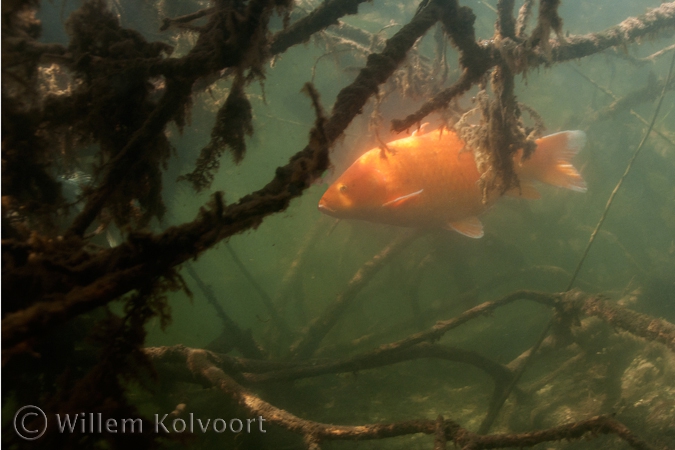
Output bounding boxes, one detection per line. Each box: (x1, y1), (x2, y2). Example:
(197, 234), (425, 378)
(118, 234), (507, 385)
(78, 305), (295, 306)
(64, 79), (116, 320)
(3, 0), (675, 448)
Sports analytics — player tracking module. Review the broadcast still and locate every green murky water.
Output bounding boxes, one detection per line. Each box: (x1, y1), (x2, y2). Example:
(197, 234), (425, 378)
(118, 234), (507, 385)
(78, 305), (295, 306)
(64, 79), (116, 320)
(11, 0), (675, 448)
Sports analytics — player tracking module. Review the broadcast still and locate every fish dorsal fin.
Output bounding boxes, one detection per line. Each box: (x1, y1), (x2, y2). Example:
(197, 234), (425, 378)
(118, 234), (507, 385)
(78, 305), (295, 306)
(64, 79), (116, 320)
(382, 189), (424, 208)
(445, 217), (484, 238)
(505, 180), (541, 199)
(411, 122), (431, 136)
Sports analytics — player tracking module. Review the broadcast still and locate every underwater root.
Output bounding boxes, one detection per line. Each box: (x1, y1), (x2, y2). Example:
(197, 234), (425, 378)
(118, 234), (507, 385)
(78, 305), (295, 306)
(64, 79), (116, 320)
(2, 0), (452, 353)
(4, 0), (675, 448)
(4, 0), (675, 353)
(284, 289), (675, 383)
(146, 342), (513, 387)
(145, 289), (674, 449)
(391, 1), (675, 133)
(146, 345), (655, 450)
(578, 294), (675, 353)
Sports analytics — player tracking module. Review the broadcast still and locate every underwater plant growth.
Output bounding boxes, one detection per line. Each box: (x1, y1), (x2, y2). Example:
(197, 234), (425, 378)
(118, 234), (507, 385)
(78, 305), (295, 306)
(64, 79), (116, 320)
(2, 0), (675, 448)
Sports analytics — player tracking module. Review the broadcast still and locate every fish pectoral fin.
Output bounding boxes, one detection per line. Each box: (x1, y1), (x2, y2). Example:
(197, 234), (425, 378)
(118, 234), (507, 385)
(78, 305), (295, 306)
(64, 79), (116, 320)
(505, 180), (541, 199)
(445, 217), (484, 239)
(382, 189), (424, 208)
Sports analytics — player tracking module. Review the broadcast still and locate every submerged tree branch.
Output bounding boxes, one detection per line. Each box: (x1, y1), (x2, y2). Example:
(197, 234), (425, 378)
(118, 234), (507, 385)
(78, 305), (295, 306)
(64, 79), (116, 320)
(2, 0), (446, 349)
(392, 1), (675, 132)
(148, 346), (654, 450)
(550, 2), (675, 62)
(579, 294), (675, 353)
(4, 0), (675, 448)
(269, 0), (369, 56)
(143, 287), (673, 448)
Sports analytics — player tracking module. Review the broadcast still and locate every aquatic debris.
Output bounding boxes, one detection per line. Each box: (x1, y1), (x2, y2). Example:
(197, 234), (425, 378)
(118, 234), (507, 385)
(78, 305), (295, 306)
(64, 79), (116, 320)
(146, 288), (674, 449)
(3, 0), (675, 448)
(392, 1), (675, 197)
(180, 74), (254, 191)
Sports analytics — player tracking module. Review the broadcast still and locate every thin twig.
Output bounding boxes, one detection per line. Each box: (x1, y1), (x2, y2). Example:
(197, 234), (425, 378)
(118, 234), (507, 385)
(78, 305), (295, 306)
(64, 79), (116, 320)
(570, 66), (675, 148)
(568, 52), (675, 289)
(184, 263), (266, 359)
(160, 7), (216, 31)
(479, 52), (675, 434)
(290, 230), (422, 359)
(225, 243), (292, 336)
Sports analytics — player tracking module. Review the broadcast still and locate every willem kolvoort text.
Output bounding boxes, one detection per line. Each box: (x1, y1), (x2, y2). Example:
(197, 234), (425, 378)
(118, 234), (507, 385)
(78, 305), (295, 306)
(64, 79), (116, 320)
(55, 413), (267, 434)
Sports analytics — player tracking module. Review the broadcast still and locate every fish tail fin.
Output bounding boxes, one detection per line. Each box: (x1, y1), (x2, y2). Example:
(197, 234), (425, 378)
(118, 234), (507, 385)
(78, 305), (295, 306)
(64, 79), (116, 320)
(529, 130), (587, 192)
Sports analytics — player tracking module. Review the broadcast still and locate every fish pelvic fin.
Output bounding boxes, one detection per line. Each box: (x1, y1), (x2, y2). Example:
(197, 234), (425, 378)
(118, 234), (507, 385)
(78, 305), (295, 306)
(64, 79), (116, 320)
(530, 130), (587, 193)
(445, 216), (484, 239)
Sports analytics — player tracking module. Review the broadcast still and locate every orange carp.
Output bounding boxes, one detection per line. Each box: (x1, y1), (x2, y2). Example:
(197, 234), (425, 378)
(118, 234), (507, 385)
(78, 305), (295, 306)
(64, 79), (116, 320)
(317, 127), (587, 238)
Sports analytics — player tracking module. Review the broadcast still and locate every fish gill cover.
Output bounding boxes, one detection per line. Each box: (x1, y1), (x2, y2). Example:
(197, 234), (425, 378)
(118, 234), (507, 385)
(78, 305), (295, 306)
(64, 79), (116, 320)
(2, 0), (675, 449)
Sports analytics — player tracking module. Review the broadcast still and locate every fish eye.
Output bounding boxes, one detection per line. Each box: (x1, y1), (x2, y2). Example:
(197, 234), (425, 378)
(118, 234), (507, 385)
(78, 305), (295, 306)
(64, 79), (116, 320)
(339, 184), (347, 193)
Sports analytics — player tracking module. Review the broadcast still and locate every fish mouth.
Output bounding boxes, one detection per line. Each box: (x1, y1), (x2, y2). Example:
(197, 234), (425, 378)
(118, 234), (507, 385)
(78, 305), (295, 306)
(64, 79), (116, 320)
(317, 202), (337, 215)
